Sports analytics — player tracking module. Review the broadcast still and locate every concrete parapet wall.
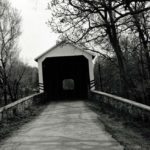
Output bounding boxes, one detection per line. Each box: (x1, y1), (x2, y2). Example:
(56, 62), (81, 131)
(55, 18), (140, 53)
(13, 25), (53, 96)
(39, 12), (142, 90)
(0, 93), (44, 122)
(89, 90), (150, 121)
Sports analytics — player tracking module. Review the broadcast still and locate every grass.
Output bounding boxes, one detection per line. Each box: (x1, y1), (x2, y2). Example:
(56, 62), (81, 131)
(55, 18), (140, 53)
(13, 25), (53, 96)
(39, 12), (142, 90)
(0, 103), (47, 143)
(87, 102), (150, 150)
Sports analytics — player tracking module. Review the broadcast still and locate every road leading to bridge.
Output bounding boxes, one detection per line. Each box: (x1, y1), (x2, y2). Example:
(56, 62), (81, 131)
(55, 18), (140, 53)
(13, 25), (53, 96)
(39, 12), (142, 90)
(0, 100), (124, 150)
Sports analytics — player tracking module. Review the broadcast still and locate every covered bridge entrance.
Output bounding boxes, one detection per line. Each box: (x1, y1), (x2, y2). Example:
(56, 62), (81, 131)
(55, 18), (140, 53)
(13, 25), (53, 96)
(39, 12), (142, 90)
(35, 41), (95, 101)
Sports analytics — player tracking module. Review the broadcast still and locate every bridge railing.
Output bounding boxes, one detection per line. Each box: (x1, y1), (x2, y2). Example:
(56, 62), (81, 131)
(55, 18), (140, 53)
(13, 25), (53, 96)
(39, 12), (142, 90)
(89, 90), (150, 122)
(0, 92), (44, 122)
(39, 83), (44, 91)
(89, 80), (95, 89)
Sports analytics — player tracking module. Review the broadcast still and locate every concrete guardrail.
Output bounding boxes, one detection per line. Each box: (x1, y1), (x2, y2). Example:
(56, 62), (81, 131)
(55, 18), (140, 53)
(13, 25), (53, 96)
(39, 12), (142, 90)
(0, 92), (44, 122)
(90, 90), (150, 121)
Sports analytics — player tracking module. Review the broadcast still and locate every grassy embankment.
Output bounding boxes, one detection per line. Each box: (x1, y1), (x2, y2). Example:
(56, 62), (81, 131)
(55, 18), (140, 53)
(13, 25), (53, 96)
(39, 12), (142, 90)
(0, 103), (47, 143)
(88, 102), (150, 150)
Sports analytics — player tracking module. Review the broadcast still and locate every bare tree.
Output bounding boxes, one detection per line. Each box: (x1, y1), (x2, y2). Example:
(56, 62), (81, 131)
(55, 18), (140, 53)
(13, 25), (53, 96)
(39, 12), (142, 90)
(7, 57), (27, 101)
(125, 2), (150, 78)
(48, 0), (150, 98)
(0, 0), (22, 105)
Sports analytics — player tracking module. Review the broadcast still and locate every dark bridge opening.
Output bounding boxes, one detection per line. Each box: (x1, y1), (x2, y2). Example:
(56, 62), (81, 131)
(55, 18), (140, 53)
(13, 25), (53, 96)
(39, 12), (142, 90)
(42, 56), (90, 100)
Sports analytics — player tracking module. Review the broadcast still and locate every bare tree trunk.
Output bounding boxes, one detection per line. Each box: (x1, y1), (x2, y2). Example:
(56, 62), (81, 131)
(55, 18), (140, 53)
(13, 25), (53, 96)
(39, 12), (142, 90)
(105, 21), (129, 97)
(103, 3), (130, 98)
(137, 56), (147, 104)
(109, 33), (129, 97)
(98, 63), (103, 91)
(3, 84), (7, 105)
(7, 83), (15, 102)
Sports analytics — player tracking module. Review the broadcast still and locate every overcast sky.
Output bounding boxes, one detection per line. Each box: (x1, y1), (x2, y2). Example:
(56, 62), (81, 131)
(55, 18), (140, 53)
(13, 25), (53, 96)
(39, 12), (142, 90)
(9, 0), (58, 66)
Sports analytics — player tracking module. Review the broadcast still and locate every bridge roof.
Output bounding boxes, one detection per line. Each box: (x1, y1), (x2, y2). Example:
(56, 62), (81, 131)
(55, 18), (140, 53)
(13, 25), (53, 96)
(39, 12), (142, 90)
(35, 41), (96, 62)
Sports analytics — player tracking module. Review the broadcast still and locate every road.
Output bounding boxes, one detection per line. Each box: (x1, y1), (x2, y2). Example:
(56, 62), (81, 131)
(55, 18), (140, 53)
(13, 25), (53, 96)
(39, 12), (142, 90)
(0, 100), (124, 150)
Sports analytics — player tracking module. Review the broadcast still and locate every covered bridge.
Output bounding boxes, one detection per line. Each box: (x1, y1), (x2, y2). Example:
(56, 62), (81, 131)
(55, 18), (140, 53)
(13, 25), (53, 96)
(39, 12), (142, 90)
(35, 41), (96, 100)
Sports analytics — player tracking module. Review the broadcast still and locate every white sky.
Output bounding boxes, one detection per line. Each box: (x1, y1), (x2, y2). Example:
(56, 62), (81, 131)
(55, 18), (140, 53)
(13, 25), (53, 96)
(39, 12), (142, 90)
(9, 0), (58, 66)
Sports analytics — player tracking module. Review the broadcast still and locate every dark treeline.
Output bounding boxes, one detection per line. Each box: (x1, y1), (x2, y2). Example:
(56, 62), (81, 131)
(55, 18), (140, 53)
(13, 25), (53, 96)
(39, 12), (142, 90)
(0, 0), (38, 107)
(48, 0), (150, 105)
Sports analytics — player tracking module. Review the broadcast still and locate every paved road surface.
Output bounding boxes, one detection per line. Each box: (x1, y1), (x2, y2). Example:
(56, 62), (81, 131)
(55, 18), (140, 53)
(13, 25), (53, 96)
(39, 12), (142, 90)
(0, 100), (124, 150)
